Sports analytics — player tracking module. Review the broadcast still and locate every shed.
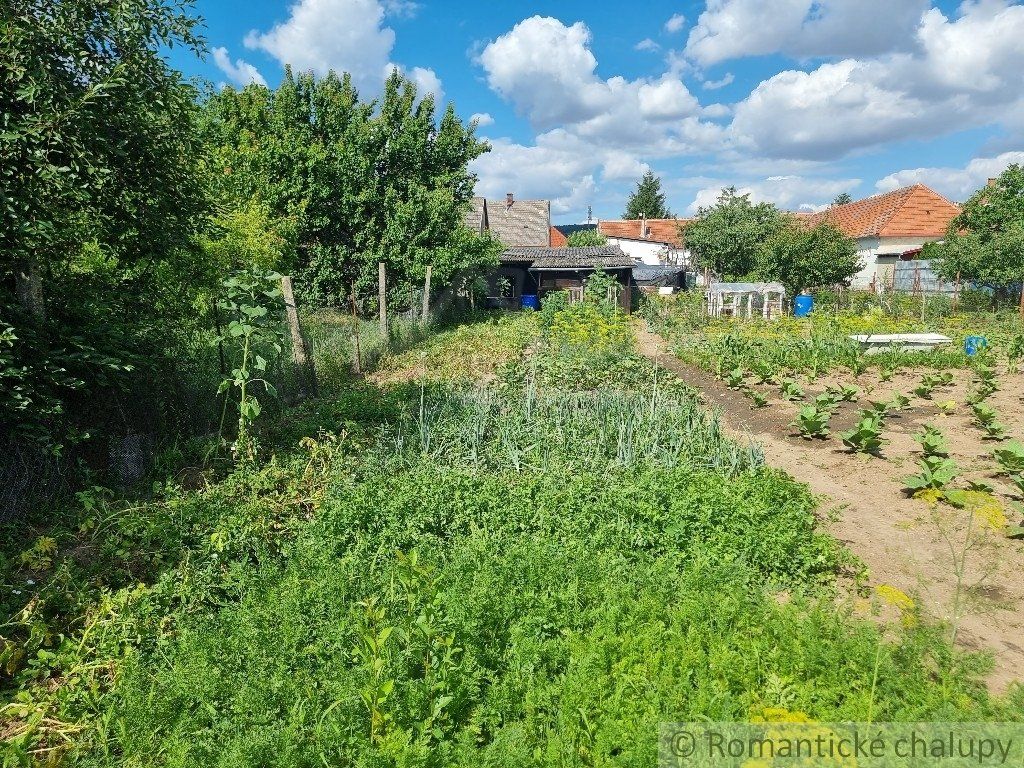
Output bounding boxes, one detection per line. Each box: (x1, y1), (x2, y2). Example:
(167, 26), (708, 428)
(707, 282), (786, 319)
(488, 246), (635, 311)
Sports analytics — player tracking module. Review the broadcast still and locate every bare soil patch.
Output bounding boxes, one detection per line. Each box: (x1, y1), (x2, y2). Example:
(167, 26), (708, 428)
(636, 325), (1024, 692)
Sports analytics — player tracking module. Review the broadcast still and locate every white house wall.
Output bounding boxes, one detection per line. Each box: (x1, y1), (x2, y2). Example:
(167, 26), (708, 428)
(606, 237), (691, 267)
(851, 235), (942, 290)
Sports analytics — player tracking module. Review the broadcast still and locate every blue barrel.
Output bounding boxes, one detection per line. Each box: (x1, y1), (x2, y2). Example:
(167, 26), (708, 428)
(965, 335), (987, 356)
(793, 294), (814, 317)
(521, 294), (540, 310)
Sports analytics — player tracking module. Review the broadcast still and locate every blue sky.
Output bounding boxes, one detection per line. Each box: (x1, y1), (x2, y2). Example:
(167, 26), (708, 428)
(172, 0), (1024, 223)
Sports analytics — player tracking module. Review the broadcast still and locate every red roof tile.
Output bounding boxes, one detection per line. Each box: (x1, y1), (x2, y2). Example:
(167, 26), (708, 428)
(598, 218), (691, 248)
(549, 226), (568, 246)
(806, 184), (959, 239)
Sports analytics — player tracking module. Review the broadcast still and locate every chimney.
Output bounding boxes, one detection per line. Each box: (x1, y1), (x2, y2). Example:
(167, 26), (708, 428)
(506, 192), (514, 210)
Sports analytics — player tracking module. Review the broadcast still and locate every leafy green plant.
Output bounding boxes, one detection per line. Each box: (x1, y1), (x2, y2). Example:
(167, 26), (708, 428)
(841, 413), (885, 455)
(752, 361), (778, 385)
(912, 380), (935, 399)
(813, 392), (841, 412)
(970, 402), (1007, 441)
(826, 383), (859, 402)
(937, 400), (958, 415)
(214, 270), (286, 463)
(904, 455), (959, 494)
(792, 404), (832, 439)
(749, 390), (769, 408)
(914, 425), (948, 457)
(993, 441), (1024, 474)
(725, 366), (746, 389)
(781, 379), (805, 401)
(889, 392), (910, 411)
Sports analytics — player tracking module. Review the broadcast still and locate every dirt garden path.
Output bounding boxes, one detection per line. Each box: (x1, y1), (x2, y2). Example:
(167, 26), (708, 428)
(635, 326), (1024, 693)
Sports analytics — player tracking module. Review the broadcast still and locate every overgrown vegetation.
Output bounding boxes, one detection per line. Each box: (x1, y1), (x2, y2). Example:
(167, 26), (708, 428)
(4, 309), (1020, 766)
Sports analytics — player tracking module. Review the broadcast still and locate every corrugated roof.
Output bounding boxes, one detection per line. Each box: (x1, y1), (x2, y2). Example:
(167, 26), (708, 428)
(486, 198), (550, 246)
(499, 246), (634, 269)
(598, 218), (691, 247)
(806, 184), (959, 239)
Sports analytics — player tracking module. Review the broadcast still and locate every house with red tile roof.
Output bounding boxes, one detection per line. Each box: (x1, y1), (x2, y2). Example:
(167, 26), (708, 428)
(597, 217), (693, 266)
(805, 183), (960, 289)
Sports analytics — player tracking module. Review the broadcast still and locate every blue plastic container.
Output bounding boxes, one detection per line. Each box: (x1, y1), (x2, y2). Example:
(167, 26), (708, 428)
(793, 294), (814, 317)
(521, 294), (540, 310)
(964, 335), (988, 356)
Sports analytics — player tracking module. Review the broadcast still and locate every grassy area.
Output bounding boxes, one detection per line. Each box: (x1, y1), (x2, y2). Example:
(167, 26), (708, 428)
(2, 305), (1022, 766)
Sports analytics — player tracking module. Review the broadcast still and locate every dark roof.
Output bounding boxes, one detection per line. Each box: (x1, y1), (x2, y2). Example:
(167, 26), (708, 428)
(553, 223), (598, 237)
(499, 246), (634, 270)
(486, 199), (550, 246)
(633, 265), (686, 284)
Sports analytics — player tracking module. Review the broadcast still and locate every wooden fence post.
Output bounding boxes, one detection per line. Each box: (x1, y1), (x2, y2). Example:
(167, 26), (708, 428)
(422, 265), (432, 321)
(280, 275), (318, 398)
(350, 280), (362, 375)
(378, 261), (388, 341)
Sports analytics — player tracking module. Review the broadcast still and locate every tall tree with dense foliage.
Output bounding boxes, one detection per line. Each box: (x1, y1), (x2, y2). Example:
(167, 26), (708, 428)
(566, 230), (608, 247)
(201, 69), (495, 308)
(1, 0), (210, 456)
(756, 221), (860, 294)
(623, 171), (671, 219)
(933, 165), (1024, 308)
(684, 187), (786, 278)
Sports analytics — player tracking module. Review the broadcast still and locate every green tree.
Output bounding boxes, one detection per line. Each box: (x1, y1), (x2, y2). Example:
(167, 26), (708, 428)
(201, 69), (493, 309)
(684, 187), (786, 279)
(933, 165), (1024, 303)
(566, 230), (608, 247)
(756, 221), (860, 294)
(1, 0), (210, 450)
(833, 192), (853, 206)
(623, 171), (671, 219)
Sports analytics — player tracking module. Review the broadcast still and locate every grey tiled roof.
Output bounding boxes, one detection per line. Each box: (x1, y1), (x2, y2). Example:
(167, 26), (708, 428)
(486, 199), (550, 246)
(499, 246), (634, 269)
(462, 197), (487, 234)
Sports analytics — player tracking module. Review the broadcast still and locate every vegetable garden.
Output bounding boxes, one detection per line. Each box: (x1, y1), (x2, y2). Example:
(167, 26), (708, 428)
(4, 301), (1023, 765)
(641, 291), (1024, 693)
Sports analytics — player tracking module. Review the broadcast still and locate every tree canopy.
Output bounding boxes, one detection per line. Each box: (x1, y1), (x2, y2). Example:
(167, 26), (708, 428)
(2, 0), (210, 450)
(623, 171), (671, 219)
(201, 69), (497, 308)
(755, 221), (860, 294)
(933, 165), (1024, 289)
(833, 192), (853, 206)
(566, 230), (608, 247)
(683, 187), (786, 278)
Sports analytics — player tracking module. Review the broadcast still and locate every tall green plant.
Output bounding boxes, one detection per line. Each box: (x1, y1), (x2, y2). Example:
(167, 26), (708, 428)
(214, 271), (286, 463)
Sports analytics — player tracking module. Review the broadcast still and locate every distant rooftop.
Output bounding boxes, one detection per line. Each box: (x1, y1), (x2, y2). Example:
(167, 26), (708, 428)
(805, 184), (960, 239)
(499, 245), (634, 270)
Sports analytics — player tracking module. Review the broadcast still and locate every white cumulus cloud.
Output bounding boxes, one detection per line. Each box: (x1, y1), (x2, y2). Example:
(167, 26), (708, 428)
(212, 46), (267, 87)
(876, 151), (1024, 202)
(685, 174), (861, 214)
(665, 13), (687, 33)
(243, 0), (439, 98)
(727, 1), (1024, 160)
(685, 0), (929, 66)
